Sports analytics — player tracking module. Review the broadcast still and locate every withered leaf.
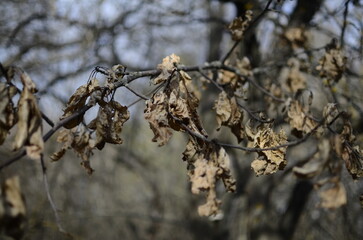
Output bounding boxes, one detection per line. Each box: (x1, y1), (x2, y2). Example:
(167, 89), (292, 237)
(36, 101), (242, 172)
(61, 78), (100, 129)
(333, 121), (363, 179)
(90, 101), (130, 150)
(144, 92), (173, 146)
(152, 54), (180, 84)
(316, 47), (347, 84)
(1, 176), (26, 218)
(284, 28), (309, 49)
(13, 87), (44, 160)
(287, 99), (320, 137)
(0, 83), (17, 145)
(228, 10), (253, 41)
(319, 182), (347, 209)
(246, 123), (288, 176)
(20, 71), (37, 93)
(214, 91), (244, 142)
(283, 58), (306, 93)
(183, 140), (236, 216)
(51, 127), (96, 175)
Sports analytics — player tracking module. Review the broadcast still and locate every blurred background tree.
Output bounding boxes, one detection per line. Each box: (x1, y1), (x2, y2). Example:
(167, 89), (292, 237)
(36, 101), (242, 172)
(1, 0), (363, 239)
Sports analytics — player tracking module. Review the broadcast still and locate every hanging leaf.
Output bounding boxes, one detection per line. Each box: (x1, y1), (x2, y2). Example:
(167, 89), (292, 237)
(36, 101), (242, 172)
(13, 87), (44, 160)
(60, 78), (100, 129)
(88, 101), (130, 150)
(152, 53), (180, 84)
(0, 83), (17, 145)
(144, 92), (173, 146)
(228, 10), (253, 41)
(246, 123), (288, 176)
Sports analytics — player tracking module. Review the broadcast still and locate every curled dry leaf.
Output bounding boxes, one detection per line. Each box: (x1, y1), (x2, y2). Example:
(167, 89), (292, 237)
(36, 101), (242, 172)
(1, 176), (26, 219)
(228, 10), (253, 41)
(214, 91), (244, 142)
(284, 27), (309, 49)
(287, 99), (319, 137)
(316, 47), (347, 84)
(61, 78), (100, 129)
(88, 101), (130, 150)
(152, 53), (180, 84)
(51, 126), (96, 174)
(13, 87), (44, 160)
(144, 92), (173, 146)
(333, 120), (363, 179)
(282, 58), (306, 93)
(246, 123), (288, 176)
(319, 182), (347, 209)
(182, 139), (236, 216)
(20, 72), (37, 93)
(0, 83), (17, 145)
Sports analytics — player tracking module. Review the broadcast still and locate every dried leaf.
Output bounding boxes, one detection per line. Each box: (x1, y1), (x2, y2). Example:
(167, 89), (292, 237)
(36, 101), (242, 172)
(284, 27), (309, 49)
(246, 123), (288, 176)
(0, 83), (17, 145)
(61, 78), (100, 129)
(152, 53), (180, 84)
(13, 87), (44, 160)
(319, 182), (347, 209)
(287, 99), (319, 137)
(333, 121), (363, 179)
(0, 176), (26, 220)
(183, 140), (236, 216)
(91, 101), (130, 150)
(51, 127), (96, 174)
(316, 47), (347, 84)
(20, 72), (37, 93)
(144, 92), (173, 146)
(283, 58), (306, 93)
(214, 91), (244, 142)
(228, 10), (253, 41)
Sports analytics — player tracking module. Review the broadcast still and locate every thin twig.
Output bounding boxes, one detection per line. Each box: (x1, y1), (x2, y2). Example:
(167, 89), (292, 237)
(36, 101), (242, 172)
(124, 85), (149, 100)
(340, 0), (351, 48)
(221, 0), (274, 63)
(40, 155), (69, 235)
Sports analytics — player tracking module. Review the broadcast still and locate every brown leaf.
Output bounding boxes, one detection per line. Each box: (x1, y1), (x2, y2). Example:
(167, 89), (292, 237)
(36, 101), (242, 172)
(282, 58), (306, 93)
(246, 123), (288, 176)
(284, 27), (309, 49)
(316, 47), (347, 84)
(228, 10), (253, 41)
(152, 54), (180, 84)
(287, 99), (320, 137)
(13, 87), (44, 160)
(51, 127), (96, 174)
(1, 176), (26, 218)
(144, 92), (173, 146)
(91, 101), (130, 149)
(319, 182), (347, 209)
(61, 78), (100, 129)
(334, 121), (363, 179)
(214, 92), (244, 142)
(183, 140), (236, 216)
(20, 72), (37, 93)
(0, 83), (17, 145)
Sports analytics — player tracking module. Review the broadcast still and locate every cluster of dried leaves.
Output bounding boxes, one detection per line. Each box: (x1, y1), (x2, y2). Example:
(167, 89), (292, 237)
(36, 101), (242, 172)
(0, 68), (44, 160)
(51, 78), (130, 174)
